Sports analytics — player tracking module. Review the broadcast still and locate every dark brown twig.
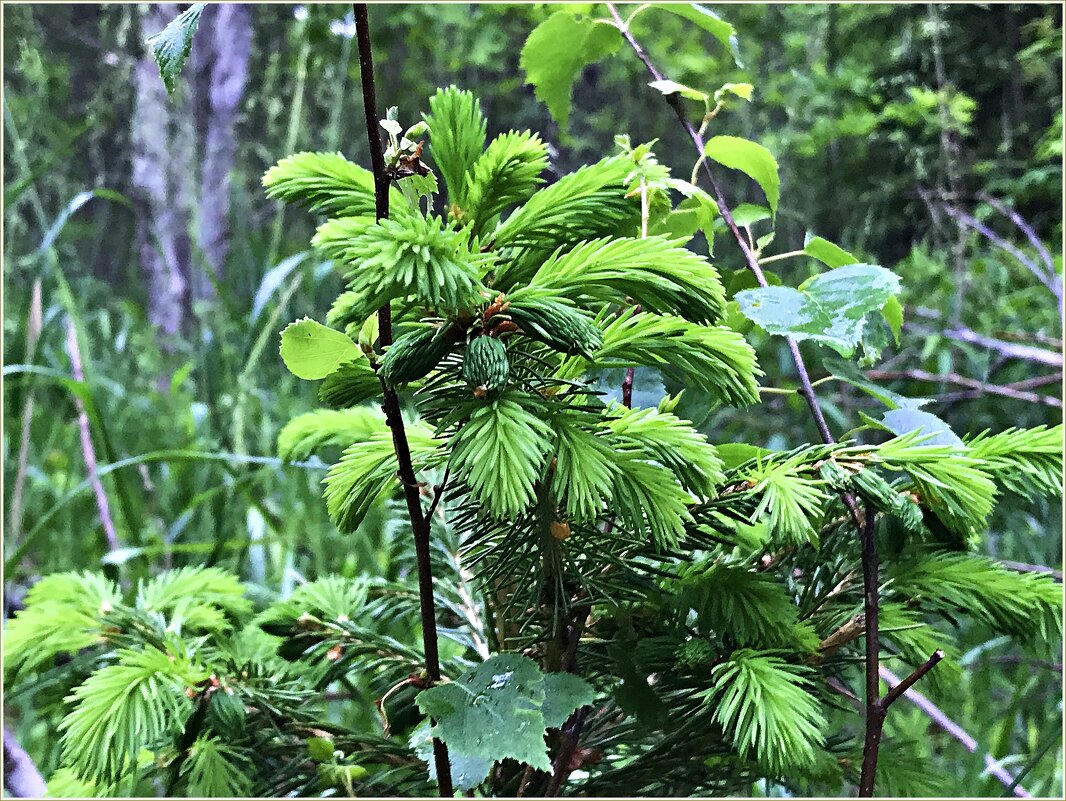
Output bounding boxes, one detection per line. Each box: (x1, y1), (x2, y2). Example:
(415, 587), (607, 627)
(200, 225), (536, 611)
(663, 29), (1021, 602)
(865, 368), (1062, 407)
(858, 499), (943, 793)
(881, 649), (945, 709)
(352, 5), (452, 795)
(604, 8), (947, 796)
(878, 665), (1031, 797)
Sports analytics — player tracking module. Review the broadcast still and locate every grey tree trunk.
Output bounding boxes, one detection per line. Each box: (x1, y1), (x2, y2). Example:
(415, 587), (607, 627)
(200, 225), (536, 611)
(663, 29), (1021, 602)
(194, 3), (253, 300)
(130, 3), (253, 333)
(131, 4), (193, 340)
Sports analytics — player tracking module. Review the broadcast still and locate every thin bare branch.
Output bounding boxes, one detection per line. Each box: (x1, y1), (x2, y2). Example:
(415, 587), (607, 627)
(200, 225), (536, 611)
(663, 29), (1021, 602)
(867, 368), (1062, 407)
(65, 318), (119, 552)
(939, 201), (1061, 305)
(352, 5), (452, 794)
(878, 666), (1032, 798)
(976, 192), (1056, 276)
(998, 560), (1063, 582)
(881, 649), (945, 709)
(907, 318), (1063, 367)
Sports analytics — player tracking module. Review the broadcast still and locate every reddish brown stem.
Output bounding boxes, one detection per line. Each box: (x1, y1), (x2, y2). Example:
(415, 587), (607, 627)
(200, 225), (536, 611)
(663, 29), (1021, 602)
(604, 7), (946, 796)
(353, 5), (452, 795)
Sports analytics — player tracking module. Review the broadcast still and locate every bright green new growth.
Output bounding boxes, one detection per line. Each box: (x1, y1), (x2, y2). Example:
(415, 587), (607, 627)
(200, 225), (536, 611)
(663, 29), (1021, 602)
(259, 86), (1061, 791)
(268, 87), (754, 545)
(704, 649), (826, 775)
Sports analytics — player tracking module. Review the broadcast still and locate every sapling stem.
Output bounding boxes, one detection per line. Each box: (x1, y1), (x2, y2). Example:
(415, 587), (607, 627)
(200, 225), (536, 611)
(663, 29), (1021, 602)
(352, 5), (453, 795)
(605, 5), (945, 795)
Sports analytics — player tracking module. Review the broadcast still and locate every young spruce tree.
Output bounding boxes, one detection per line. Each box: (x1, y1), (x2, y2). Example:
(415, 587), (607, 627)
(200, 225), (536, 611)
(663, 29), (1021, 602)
(4, 4), (1062, 799)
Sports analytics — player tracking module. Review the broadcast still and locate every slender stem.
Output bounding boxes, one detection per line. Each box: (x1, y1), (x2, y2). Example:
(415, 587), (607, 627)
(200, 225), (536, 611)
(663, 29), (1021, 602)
(65, 319), (119, 553)
(605, 9), (948, 795)
(881, 649), (944, 709)
(606, 3), (835, 446)
(858, 506), (882, 796)
(352, 5), (452, 795)
(758, 249), (806, 265)
(7, 279), (43, 550)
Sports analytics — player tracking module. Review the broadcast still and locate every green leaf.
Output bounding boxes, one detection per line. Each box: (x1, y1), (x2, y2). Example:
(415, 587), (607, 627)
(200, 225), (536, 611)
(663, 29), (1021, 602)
(306, 736), (336, 764)
(881, 295), (903, 345)
(802, 235), (856, 268)
(652, 191), (718, 244)
(716, 443), (772, 469)
(521, 12), (620, 129)
(416, 654), (593, 773)
(734, 264), (902, 356)
(410, 722), (493, 792)
(144, 3), (207, 94)
(881, 408), (963, 448)
(550, 415), (619, 522)
(728, 203), (771, 228)
(715, 82), (754, 103)
(540, 672), (595, 728)
(705, 136), (779, 215)
(648, 79), (709, 103)
(280, 318), (363, 381)
(653, 3), (743, 67)
(740, 456), (828, 545)
(822, 356), (929, 410)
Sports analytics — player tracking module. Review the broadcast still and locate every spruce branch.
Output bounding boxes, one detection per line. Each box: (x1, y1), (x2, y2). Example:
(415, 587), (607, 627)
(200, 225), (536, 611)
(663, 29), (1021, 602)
(545, 178), (656, 797)
(352, 5), (452, 795)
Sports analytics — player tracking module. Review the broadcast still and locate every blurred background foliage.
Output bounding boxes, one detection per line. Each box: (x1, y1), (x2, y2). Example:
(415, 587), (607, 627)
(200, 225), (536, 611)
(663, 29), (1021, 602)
(3, 3), (1062, 796)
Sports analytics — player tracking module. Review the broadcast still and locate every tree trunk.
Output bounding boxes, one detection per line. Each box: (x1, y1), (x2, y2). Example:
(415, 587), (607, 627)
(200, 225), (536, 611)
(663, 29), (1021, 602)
(194, 3), (253, 300)
(131, 4), (193, 341)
